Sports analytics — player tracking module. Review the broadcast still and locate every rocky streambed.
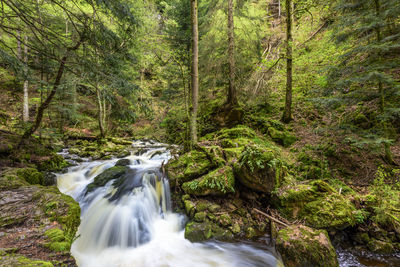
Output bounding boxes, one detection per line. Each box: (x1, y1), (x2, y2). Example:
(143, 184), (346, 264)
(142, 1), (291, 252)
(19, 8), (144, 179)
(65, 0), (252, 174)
(0, 131), (399, 266)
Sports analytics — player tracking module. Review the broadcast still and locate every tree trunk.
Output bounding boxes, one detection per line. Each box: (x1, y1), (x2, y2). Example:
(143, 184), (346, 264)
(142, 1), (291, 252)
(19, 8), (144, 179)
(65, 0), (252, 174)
(23, 35), (29, 122)
(227, 0), (237, 106)
(96, 88), (105, 139)
(20, 39), (83, 143)
(282, 0), (293, 123)
(189, 0), (199, 146)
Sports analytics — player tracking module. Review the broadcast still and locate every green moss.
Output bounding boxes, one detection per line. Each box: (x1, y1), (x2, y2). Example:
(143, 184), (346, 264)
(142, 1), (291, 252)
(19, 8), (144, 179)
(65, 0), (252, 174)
(301, 194), (357, 230)
(37, 153), (69, 172)
(234, 144), (284, 193)
(166, 150), (212, 185)
(276, 225), (338, 267)
(268, 127), (297, 147)
(184, 200), (196, 218)
(184, 221), (212, 242)
(182, 166), (235, 196)
(218, 214), (232, 227)
(0, 168), (29, 190)
(16, 256), (54, 267)
(45, 228), (70, 252)
(194, 212), (207, 222)
(17, 168), (44, 185)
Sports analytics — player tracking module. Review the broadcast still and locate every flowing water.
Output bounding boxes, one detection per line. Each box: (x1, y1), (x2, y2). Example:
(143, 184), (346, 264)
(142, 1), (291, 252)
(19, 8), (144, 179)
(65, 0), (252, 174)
(57, 141), (282, 267)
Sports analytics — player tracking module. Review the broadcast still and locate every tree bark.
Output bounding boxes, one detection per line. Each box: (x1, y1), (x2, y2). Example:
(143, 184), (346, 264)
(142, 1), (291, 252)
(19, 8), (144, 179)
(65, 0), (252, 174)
(96, 87), (105, 139)
(282, 0), (293, 123)
(20, 39), (83, 143)
(227, 0), (237, 106)
(189, 0), (199, 146)
(23, 35), (29, 122)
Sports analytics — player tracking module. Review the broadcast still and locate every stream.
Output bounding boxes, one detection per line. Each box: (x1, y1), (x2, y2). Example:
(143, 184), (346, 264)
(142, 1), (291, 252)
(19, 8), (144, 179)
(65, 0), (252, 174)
(56, 140), (283, 267)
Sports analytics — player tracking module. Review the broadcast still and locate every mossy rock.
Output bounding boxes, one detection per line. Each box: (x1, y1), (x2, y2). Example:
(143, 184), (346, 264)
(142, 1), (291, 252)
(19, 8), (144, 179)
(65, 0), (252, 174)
(301, 194), (357, 230)
(44, 228), (70, 252)
(268, 127), (297, 147)
(17, 168), (44, 185)
(85, 166), (129, 194)
(184, 221), (212, 242)
(0, 168), (29, 190)
(0, 253), (54, 267)
(184, 220), (234, 242)
(166, 150), (213, 186)
(37, 153), (69, 172)
(182, 165), (235, 196)
(276, 225), (339, 267)
(234, 144), (284, 193)
(277, 181), (357, 230)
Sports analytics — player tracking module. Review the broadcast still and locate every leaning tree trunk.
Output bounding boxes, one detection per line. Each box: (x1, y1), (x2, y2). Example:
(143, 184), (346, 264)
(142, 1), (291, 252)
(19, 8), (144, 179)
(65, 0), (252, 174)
(189, 0), (199, 146)
(96, 88), (106, 139)
(282, 0), (293, 123)
(20, 39), (83, 143)
(227, 0), (237, 106)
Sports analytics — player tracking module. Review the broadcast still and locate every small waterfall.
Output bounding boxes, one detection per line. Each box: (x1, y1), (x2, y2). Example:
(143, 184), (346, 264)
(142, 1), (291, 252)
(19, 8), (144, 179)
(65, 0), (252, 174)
(57, 141), (282, 267)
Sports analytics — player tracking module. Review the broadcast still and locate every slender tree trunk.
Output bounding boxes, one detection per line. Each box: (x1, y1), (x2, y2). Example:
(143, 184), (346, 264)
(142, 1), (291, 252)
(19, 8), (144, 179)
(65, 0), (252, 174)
(189, 0), (199, 146)
(23, 35), (29, 122)
(282, 0), (293, 123)
(96, 88), (105, 139)
(20, 39), (83, 143)
(227, 0), (237, 106)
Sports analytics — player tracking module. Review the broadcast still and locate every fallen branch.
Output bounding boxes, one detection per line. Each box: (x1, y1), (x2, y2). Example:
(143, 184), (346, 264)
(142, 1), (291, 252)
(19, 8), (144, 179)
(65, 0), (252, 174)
(253, 208), (290, 227)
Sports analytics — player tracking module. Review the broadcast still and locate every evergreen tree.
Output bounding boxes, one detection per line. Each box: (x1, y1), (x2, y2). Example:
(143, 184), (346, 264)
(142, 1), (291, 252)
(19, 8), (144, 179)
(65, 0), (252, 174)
(331, 0), (400, 163)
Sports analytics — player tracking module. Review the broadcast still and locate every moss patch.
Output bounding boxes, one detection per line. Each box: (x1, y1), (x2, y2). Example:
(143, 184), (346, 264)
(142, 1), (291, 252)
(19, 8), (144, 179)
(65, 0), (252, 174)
(276, 225), (338, 267)
(182, 166), (235, 196)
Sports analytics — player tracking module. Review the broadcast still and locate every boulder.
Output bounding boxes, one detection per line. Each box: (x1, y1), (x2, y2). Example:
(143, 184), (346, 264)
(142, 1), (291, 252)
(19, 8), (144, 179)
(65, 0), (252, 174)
(182, 166), (235, 196)
(234, 144), (284, 193)
(276, 225), (339, 267)
(85, 166), (129, 194)
(166, 151), (213, 186)
(115, 158), (131, 166)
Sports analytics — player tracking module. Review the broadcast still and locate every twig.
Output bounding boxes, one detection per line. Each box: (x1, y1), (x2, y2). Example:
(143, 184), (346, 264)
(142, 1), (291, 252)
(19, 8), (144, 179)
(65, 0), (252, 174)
(253, 208), (290, 227)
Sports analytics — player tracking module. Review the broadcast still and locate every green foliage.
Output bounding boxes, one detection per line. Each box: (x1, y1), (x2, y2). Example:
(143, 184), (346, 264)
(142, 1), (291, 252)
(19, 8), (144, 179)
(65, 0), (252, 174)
(368, 167), (400, 230)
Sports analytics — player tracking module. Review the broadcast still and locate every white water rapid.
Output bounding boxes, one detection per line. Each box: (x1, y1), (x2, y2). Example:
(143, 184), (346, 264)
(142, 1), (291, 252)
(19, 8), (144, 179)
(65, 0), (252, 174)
(57, 141), (282, 267)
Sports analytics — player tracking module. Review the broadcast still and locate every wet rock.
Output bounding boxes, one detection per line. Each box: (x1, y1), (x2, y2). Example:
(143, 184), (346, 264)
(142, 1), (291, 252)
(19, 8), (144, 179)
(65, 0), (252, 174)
(85, 166), (129, 194)
(276, 225), (338, 267)
(115, 158), (131, 166)
(184, 221), (212, 242)
(367, 239), (395, 254)
(43, 172), (57, 186)
(182, 166), (235, 196)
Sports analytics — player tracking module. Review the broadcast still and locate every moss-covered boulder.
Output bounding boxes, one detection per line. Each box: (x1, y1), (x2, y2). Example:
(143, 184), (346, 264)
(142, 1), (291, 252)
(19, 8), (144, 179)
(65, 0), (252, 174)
(184, 220), (234, 242)
(166, 150), (213, 186)
(276, 225), (339, 267)
(234, 144), (284, 193)
(301, 194), (357, 230)
(85, 165), (129, 194)
(0, 170), (80, 265)
(277, 181), (358, 230)
(37, 153), (69, 172)
(16, 168), (44, 185)
(182, 166), (235, 196)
